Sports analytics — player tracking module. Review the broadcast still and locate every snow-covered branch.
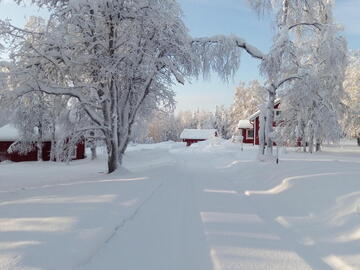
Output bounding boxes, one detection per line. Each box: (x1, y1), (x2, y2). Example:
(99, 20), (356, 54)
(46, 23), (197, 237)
(289, 22), (322, 31)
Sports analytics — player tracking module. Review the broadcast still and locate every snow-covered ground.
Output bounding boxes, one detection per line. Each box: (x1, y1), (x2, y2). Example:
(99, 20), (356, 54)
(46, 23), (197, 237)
(0, 140), (359, 270)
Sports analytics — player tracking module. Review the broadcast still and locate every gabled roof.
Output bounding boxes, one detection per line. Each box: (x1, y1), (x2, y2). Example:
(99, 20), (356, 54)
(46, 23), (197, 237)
(248, 99), (281, 120)
(180, 129), (217, 140)
(237, 120), (253, 129)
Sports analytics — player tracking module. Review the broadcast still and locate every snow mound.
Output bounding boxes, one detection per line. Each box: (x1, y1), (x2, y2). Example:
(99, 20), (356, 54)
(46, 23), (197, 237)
(180, 129), (217, 140)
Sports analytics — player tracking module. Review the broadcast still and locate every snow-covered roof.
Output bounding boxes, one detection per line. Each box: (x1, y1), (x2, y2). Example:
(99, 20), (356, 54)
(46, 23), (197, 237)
(237, 120), (253, 129)
(0, 124), (20, 141)
(248, 110), (261, 120)
(180, 129), (217, 140)
(248, 99), (281, 120)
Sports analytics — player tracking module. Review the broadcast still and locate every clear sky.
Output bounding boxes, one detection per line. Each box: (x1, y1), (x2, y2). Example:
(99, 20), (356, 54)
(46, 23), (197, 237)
(175, 0), (360, 112)
(1, 0), (359, 112)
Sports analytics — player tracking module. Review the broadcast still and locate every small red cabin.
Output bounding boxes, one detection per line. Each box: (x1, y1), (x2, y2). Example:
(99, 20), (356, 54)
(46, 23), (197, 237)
(0, 124), (85, 162)
(239, 99), (281, 145)
(180, 129), (218, 147)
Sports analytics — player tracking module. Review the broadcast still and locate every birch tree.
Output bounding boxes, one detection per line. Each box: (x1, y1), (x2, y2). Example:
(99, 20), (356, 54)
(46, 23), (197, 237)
(248, 0), (347, 155)
(343, 51), (360, 138)
(229, 80), (266, 133)
(274, 0), (347, 152)
(1, 0), (198, 173)
(1, 0), (349, 169)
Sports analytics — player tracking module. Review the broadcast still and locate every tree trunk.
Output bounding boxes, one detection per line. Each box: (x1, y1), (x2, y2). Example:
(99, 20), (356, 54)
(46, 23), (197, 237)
(302, 137), (307, 152)
(91, 146), (97, 160)
(315, 138), (321, 152)
(107, 139), (118, 174)
(265, 86), (276, 156)
(88, 131), (97, 160)
(50, 125), (56, 161)
(258, 112), (266, 156)
(37, 124), (43, 161)
(308, 129), (314, 154)
(37, 140), (43, 161)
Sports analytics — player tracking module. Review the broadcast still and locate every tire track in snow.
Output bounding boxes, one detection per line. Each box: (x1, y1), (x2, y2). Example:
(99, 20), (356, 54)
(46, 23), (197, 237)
(76, 180), (165, 268)
(243, 191), (333, 269)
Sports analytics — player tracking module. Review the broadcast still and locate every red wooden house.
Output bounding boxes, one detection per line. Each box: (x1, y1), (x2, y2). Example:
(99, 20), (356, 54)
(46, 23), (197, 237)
(0, 124), (85, 162)
(180, 129), (218, 146)
(238, 99), (281, 145)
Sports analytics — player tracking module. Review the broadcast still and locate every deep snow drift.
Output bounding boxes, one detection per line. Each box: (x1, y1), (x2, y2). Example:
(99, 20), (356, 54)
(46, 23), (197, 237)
(0, 140), (359, 270)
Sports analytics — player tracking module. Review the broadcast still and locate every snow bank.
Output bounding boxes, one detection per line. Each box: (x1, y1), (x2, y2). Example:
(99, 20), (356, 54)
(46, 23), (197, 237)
(126, 141), (186, 152)
(180, 129), (217, 140)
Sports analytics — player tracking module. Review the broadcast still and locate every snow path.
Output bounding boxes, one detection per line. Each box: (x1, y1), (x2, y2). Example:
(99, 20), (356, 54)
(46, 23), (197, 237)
(1, 142), (360, 269)
(78, 149), (320, 270)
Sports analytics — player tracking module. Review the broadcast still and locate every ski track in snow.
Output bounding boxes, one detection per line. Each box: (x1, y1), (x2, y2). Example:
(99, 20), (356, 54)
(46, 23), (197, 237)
(76, 181), (165, 268)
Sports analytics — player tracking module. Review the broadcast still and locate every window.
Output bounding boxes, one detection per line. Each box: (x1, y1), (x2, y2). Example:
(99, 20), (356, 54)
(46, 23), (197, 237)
(71, 146), (77, 159)
(246, 129), (254, 139)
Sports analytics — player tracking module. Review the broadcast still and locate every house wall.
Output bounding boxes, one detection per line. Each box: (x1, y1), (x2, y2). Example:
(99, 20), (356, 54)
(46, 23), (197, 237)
(255, 117), (260, 145)
(0, 141), (38, 162)
(243, 102), (304, 146)
(241, 129), (254, 144)
(253, 103), (280, 146)
(76, 141), (86, 159)
(42, 142), (52, 161)
(183, 139), (205, 147)
(0, 140), (85, 162)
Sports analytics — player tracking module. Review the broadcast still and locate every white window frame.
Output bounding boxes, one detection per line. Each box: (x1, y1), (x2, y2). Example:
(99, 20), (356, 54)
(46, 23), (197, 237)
(246, 129), (254, 139)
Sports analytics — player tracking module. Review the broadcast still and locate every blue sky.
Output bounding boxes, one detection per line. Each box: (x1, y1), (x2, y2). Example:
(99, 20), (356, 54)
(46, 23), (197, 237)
(175, 0), (360, 112)
(1, 0), (359, 112)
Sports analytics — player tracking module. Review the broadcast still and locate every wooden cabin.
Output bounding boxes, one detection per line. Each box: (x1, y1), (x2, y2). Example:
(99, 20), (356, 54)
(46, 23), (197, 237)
(180, 129), (218, 146)
(239, 100), (281, 145)
(0, 124), (85, 162)
(237, 120), (254, 144)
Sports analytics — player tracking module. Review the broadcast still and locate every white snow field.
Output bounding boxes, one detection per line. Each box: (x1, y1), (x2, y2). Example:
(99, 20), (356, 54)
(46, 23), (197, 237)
(0, 140), (360, 270)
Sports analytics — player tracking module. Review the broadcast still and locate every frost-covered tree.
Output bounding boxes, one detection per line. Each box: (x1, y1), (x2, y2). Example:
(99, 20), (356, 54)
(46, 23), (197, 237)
(274, 0), (347, 152)
(1, 0), (198, 173)
(0, 16), (73, 161)
(177, 110), (196, 130)
(2, 0), (270, 171)
(343, 51), (360, 138)
(248, 0), (347, 155)
(229, 80), (266, 132)
(10, 92), (52, 161)
(1, 0), (349, 168)
(0, 62), (13, 126)
(194, 110), (214, 129)
(213, 105), (231, 139)
(147, 112), (182, 143)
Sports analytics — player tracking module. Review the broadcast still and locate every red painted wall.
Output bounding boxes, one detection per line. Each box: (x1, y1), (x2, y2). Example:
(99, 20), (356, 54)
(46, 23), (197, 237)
(252, 103), (280, 145)
(0, 141), (38, 162)
(0, 140), (85, 162)
(183, 139), (205, 147)
(241, 129), (254, 144)
(76, 141), (86, 159)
